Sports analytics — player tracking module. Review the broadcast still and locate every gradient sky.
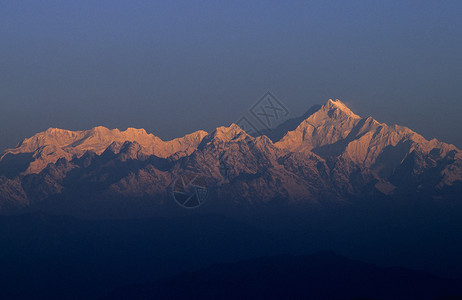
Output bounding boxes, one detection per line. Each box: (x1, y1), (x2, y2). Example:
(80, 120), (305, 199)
(1, 0), (461, 151)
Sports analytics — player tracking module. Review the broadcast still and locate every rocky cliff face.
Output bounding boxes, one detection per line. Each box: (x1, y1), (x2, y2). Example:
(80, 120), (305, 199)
(0, 99), (461, 214)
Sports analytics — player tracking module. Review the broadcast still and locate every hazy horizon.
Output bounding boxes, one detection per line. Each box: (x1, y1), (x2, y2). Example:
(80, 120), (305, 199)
(2, 1), (462, 150)
(1, 97), (461, 152)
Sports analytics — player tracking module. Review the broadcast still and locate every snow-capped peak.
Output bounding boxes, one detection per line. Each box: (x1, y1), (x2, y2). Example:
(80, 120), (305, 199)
(324, 99), (361, 119)
(0, 126), (208, 174)
(211, 123), (247, 140)
(274, 99), (362, 152)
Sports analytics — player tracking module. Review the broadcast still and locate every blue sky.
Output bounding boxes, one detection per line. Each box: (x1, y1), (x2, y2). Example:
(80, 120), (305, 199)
(1, 0), (461, 150)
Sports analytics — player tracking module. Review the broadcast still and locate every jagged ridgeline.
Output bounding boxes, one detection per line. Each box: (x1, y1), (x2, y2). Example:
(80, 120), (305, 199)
(1, 99), (461, 215)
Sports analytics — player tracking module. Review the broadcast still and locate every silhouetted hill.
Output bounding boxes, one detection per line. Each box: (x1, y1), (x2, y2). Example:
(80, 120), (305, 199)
(106, 251), (462, 300)
(1, 210), (462, 299)
(0, 213), (281, 299)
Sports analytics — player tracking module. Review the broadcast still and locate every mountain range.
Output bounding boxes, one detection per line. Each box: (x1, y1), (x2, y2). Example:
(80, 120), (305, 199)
(1, 99), (461, 215)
